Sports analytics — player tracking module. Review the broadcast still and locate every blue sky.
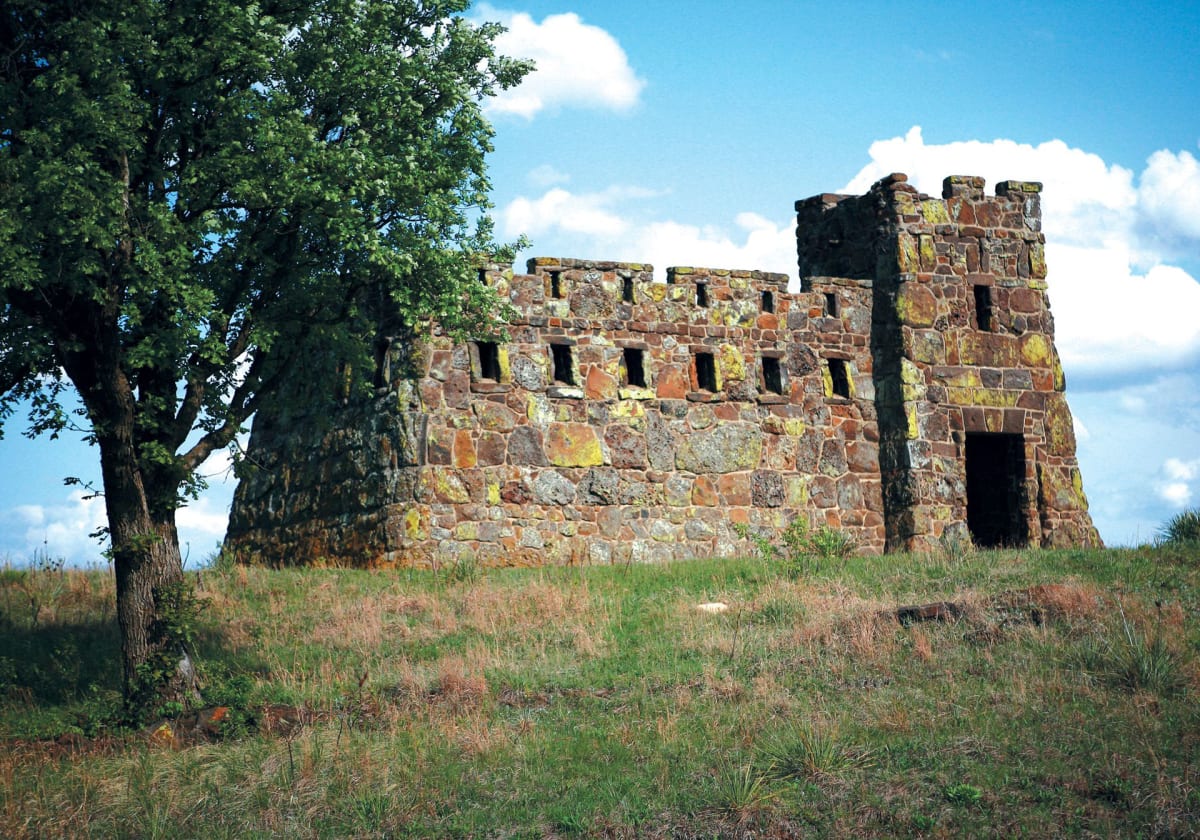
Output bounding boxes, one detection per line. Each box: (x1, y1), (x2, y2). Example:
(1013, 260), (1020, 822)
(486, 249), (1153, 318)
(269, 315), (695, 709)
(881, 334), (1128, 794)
(3, 1), (1199, 563)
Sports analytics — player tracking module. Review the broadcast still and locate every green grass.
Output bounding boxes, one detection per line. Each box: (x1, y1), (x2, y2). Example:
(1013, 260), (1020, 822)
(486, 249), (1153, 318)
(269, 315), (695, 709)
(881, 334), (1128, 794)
(2, 544), (1199, 837)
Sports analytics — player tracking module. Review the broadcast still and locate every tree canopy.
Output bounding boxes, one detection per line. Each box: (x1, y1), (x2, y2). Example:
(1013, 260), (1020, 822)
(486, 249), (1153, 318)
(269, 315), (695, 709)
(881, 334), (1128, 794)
(0, 0), (528, 706)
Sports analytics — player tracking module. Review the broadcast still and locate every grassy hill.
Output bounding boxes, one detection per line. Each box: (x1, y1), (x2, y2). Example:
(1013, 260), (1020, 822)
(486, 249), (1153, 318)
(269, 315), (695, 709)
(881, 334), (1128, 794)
(2, 542), (1198, 837)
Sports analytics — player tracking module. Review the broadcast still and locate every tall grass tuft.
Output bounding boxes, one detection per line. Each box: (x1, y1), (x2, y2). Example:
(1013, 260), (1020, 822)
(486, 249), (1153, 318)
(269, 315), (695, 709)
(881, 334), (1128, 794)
(709, 761), (778, 818)
(757, 719), (860, 780)
(1159, 508), (1200, 547)
(1081, 609), (1189, 695)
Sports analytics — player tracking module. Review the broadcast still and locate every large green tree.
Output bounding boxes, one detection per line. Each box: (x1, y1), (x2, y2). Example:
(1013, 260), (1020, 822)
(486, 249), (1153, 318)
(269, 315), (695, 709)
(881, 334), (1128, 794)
(0, 0), (527, 708)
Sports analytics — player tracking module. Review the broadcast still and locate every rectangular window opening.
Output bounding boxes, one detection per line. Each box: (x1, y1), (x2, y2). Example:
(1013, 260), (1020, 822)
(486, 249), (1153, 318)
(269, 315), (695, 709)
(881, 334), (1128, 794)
(477, 268), (488, 285)
(623, 347), (646, 388)
(762, 290), (775, 313)
(551, 343), (575, 385)
(695, 352), (718, 392)
(622, 277), (634, 303)
(477, 341), (500, 381)
(824, 292), (839, 317)
(974, 285), (994, 331)
(696, 283), (709, 307)
(828, 358), (851, 399)
(550, 271), (564, 299)
(762, 357), (784, 394)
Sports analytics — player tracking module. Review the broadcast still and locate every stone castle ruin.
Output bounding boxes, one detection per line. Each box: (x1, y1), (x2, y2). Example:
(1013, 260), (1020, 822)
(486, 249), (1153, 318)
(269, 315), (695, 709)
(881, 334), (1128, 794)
(225, 173), (1101, 567)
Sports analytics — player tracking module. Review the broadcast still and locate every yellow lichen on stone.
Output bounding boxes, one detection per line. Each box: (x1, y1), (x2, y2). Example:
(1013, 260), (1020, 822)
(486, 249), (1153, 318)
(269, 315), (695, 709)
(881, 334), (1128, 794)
(718, 344), (745, 381)
(919, 235), (936, 272)
(921, 200), (951, 224)
(617, 386), (654, 402)
(938, 368), (981, 388)
(785, 475), (808, 505)
(1019, 333), (1051, 367)
(1072, 468), (1088, 509)
(454, 521), (477, 541)
(610, 399), (646, 418)
(945, 387), (1020, 407)
(1029, 242), (1047, 279)
(897, 234), (919, 273)
(1053, 354), (1066, 391)
(427, 467), (471, 504)
(487, 482), (501, 505)
(403, 508), (424, 540)
(526, 393), (552, 424)
(900, 359), (923, 402)
(644, 283), (668, 302)
(905, 404), (919, 440)
(544, 423), (605, 467)
(896, 284), (937, 327)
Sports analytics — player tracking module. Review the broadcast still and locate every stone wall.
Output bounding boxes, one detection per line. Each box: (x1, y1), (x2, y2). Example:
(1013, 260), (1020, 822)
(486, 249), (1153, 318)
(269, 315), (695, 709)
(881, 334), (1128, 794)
(225, 172), (1100, 567)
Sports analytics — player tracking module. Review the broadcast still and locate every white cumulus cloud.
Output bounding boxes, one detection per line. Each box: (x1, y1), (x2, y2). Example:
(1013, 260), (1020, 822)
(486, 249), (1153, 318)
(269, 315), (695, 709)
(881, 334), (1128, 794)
(502, 185), (660, 240)
(1158, 458), (1200, 508)
(841, 126), (1200, 381)
(1138, 147), (1200, 248)
(478, 7), (645, 119)
(2, 491), (109, 566)
(632, 213), (796, 279)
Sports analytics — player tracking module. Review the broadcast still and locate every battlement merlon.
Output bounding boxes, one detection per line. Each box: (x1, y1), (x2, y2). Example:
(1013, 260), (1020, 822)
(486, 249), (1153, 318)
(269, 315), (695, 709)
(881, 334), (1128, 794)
(795, 173), (1047, 286)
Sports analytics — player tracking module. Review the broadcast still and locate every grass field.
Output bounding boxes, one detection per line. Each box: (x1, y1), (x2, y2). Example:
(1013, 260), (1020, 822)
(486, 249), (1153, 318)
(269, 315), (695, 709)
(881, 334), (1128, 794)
(1, 542), (1198, 838)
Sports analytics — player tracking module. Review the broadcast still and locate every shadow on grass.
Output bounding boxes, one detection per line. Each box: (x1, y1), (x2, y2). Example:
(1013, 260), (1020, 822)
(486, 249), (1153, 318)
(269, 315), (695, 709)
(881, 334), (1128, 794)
(0, 612), (263, 709)
(0, 617), (122, 704)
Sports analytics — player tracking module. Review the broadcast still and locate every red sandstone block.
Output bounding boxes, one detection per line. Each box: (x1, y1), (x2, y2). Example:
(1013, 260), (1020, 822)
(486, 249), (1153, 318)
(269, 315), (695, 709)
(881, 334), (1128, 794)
(718, 473), (752, 506)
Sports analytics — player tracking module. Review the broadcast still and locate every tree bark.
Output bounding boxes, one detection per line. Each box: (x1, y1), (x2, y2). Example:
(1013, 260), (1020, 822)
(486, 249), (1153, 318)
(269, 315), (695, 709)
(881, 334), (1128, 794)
(97, 422), (199, 713)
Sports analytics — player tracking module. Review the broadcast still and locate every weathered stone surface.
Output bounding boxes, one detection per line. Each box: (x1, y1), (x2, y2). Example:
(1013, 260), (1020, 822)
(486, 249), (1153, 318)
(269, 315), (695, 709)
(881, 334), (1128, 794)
(473, 401), (516, 432)
(676, 424), (763, 474)
(646, 412), (676, 471)
(544, 423), (604, 467)
(605, 424), (647, 469)
(897, 284), (937, 327)
(655, 364), (689, 399)
(510, 354), (545, 390)
(507, 425), (549, 466)
(578, 468), (619, 505)
(751, 470), (784, 507)
(585, 366), (618, 401)
(533, 471), (576, 505)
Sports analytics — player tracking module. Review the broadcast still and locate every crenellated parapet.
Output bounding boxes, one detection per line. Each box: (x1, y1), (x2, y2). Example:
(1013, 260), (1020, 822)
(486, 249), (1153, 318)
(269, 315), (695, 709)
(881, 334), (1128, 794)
(225, 172), (1099, 568)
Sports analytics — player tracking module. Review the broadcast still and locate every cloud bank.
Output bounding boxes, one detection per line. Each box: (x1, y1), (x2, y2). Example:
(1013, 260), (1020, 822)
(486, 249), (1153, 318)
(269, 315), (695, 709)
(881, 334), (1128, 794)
(504, 127), (1200, 384)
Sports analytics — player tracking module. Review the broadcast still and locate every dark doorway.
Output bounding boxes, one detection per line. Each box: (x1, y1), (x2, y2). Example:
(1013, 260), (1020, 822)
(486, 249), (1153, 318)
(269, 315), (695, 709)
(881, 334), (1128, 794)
(965, 433), (1027, 548)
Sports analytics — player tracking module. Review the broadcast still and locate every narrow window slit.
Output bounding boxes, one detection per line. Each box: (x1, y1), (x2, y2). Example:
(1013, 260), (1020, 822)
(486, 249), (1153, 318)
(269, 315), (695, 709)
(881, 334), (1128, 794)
(974, 285), (994, 331)
(762, 357), (783, 394)
(477, 342), (500, 381)
(696, 283), (709, 307)
(550, 271), (564, 299)
(695, 352), (717, 392)
(623, 347), (646, 387)
(828, 359), (851, 399)
(622, 277), (634, 303)
(761, 290), (774, 313)
(824, 292), (839, 317)
(551, 343), (575, 385)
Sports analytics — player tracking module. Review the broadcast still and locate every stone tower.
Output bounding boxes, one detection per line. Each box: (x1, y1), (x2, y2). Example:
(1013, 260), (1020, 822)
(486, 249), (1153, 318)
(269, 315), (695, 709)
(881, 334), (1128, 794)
(224, 173), (1100, 567)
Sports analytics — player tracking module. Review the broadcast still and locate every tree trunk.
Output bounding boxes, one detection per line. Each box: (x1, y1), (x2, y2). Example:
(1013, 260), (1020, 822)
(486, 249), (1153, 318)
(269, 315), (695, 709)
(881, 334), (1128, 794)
(98, 428), (199, 713)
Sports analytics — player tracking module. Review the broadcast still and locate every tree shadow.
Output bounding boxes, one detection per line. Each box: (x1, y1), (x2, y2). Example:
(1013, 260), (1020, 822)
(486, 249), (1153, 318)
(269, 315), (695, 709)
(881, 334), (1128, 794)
(0, 617), (122, 704)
